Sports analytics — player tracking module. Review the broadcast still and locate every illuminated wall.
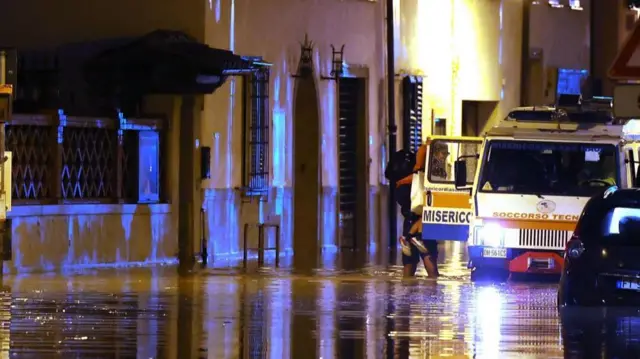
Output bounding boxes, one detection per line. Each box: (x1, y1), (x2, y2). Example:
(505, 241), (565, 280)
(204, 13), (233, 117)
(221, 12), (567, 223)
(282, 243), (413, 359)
(526, 2), (590, 104)
(592, 0), (638, 96)
(0, 0), (388, 268)
(0, 0), (567, 269)
(396, 0), (523, 136)
(203, 0), (384, 189)
(0, 0), (199, 272)
(200, 0), (386, 256)
(529, 2), (591, 70)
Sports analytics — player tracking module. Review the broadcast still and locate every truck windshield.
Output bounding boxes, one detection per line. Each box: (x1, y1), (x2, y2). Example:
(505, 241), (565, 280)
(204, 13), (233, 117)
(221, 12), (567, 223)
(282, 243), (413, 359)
(478, 140), (618, 197)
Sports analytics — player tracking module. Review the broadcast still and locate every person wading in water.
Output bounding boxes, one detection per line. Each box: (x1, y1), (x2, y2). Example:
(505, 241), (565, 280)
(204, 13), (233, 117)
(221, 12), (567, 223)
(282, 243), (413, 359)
(387, 143), (444, 278)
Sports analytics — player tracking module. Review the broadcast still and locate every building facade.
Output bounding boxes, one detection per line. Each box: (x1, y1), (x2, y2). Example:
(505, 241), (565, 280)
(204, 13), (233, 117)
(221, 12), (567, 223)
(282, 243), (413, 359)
(0, 0), (592, 273)
(592, 0), (640, 96)
(526, 0), (591, 105)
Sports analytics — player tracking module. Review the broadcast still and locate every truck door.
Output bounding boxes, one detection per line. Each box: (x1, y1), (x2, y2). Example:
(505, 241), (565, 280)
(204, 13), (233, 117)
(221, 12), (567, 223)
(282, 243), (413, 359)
(422, 136), (483, 241)
(624, 142), (640, 188)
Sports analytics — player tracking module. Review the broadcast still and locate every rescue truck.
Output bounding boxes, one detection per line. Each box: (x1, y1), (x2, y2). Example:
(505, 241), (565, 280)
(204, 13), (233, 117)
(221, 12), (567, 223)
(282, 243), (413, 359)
(441, 97), (640, 279)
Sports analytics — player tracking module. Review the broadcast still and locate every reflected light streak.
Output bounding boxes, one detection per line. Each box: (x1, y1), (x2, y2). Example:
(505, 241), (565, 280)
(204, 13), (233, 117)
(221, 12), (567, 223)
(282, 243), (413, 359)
(322, 250), (337, 270)
(321, 80), (337, 188)
(474, 286), (502, 359)
(285, 66), (294, 186)
(365, 281), (377, 359)
(205, 281), (240, 359)
(272, 105), (285, 187)
(226, 82), (235, 188)
(223, 283), (238, 358)
(322, 189), (338, 252)
(137, 279), (155, 359)
(272, 47), (285, 189)
(380, 143), (387, 185)
(214, 0), (221, 22)
(318, 281), (336, 359)
(0, 289), (9, 356)
(213, 132), (221, 186)
(268, 279), (288, 359)
(229, 0), (235, 52)
(437, 280), (462, 351)
(224, 0), (236, 188)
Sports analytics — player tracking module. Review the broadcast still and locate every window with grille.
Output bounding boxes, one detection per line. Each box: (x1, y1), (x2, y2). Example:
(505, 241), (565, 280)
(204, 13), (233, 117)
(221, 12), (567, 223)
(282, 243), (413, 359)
(337, 77), (366, 249)
(402, 76), (423, 154)
(338, 78), (363, 218)
(5, 114), (164, 204)
(242, 69), (270, 196)
(119, 125), (162, 204)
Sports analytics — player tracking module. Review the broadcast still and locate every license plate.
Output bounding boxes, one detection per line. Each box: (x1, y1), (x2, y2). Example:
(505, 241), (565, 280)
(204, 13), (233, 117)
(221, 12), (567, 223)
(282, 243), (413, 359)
(617, 280), (640, 291)
(483, 248), (507, 258)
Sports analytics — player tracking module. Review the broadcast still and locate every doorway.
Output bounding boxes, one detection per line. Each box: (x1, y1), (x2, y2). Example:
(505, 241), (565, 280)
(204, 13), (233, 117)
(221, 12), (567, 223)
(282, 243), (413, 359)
(293, 75), (320, 269)
(337, 77), (368, 251)
(461, 100), (498, 137)
(526, 55), (545, 106)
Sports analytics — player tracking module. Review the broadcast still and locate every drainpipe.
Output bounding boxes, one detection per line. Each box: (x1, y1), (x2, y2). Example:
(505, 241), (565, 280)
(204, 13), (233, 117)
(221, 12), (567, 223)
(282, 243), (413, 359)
(386, 0), (398, 259)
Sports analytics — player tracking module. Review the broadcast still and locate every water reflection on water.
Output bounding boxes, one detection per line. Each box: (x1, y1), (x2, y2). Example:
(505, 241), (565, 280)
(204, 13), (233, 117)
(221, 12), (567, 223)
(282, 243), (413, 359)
(0, 242), (635, 358)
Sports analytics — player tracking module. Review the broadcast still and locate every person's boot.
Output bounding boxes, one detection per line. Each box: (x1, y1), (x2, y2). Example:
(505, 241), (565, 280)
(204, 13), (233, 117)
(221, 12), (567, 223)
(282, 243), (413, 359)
(409, 233), (428, 254)
(399, 236), (412, 257)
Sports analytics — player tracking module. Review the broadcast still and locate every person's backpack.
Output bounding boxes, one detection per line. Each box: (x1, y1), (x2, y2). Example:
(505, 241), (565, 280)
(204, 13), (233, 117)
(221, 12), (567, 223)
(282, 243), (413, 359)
(385, 149), (416, 183)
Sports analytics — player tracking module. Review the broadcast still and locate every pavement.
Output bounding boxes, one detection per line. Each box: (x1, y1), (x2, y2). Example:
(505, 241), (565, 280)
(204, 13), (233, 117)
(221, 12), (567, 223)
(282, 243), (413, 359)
(0, 241), (637, 358)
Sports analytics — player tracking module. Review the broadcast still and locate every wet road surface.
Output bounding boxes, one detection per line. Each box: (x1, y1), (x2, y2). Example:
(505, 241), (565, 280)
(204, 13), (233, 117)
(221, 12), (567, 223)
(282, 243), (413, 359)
(0, 242), (638, 358)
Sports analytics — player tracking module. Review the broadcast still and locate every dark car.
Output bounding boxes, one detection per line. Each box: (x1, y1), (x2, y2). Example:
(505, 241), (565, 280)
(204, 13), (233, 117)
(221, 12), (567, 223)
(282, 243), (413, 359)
(558, 186), (640, 308)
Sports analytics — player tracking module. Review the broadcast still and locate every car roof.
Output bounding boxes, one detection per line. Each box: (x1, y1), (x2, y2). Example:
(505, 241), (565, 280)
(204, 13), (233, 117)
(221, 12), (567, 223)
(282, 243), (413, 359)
(588, 187), (640, 208)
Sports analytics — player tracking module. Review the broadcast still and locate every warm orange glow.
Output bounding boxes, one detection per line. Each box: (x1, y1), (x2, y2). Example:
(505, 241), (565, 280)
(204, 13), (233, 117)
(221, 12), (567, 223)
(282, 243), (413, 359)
(402, 0), (515, 137)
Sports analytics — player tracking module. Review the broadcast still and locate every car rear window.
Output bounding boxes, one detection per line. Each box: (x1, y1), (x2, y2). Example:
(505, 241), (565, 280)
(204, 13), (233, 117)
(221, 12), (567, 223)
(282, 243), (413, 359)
(601, 207), (640, 244)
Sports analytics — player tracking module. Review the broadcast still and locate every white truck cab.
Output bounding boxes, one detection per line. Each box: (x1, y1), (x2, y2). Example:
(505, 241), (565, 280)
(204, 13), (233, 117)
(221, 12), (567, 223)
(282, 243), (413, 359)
(453, 98), (640, 278)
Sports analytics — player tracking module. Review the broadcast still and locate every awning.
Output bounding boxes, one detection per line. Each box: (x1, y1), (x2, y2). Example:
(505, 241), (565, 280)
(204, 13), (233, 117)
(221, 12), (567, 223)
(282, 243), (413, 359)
(84, 29), (269, 96)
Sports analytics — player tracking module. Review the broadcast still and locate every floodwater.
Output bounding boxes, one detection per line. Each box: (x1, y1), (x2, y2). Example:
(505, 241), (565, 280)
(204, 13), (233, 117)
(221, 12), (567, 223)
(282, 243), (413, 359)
(0, 242), (638, 358)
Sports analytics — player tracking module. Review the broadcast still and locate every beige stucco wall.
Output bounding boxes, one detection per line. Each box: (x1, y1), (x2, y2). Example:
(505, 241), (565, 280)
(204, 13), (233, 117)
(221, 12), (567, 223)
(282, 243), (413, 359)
(529, 2), (591, 71)
(8, 205), (176, 272)
(0, 0), (200, 272)
(199, 0), (386, 256)
(0, 0), (533, 272)
(526, 2), (590, 104)
(203, 0), (385, 189)
(0, 0), (388, 270)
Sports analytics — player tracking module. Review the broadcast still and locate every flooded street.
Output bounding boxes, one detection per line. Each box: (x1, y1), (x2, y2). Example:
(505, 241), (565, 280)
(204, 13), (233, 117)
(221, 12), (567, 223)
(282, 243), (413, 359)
(0, 242), (637, 358)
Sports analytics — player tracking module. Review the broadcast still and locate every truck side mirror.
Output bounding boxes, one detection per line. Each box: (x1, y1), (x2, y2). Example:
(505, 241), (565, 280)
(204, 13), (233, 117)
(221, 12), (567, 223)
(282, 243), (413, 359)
(454, 160), (467, 189)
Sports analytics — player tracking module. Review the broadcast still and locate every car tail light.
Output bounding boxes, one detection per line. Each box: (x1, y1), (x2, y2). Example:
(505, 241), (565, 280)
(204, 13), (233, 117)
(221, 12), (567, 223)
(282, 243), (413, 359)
(565, 228), (584, 260)
(565, 236), (584, 260)
(566, 239), (584, 259)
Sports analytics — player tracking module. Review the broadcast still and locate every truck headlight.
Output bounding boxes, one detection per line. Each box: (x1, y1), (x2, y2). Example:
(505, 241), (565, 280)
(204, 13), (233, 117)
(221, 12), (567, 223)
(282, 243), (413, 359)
(476, 223), (505, 248)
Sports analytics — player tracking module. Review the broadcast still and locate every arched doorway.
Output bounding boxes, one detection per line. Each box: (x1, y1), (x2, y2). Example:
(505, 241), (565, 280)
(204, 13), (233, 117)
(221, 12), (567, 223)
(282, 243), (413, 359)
(292, 71), (321, 271)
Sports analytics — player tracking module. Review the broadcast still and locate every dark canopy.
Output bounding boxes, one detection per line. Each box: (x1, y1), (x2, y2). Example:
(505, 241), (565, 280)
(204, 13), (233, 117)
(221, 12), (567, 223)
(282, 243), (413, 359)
(84, 29), (266, 96)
